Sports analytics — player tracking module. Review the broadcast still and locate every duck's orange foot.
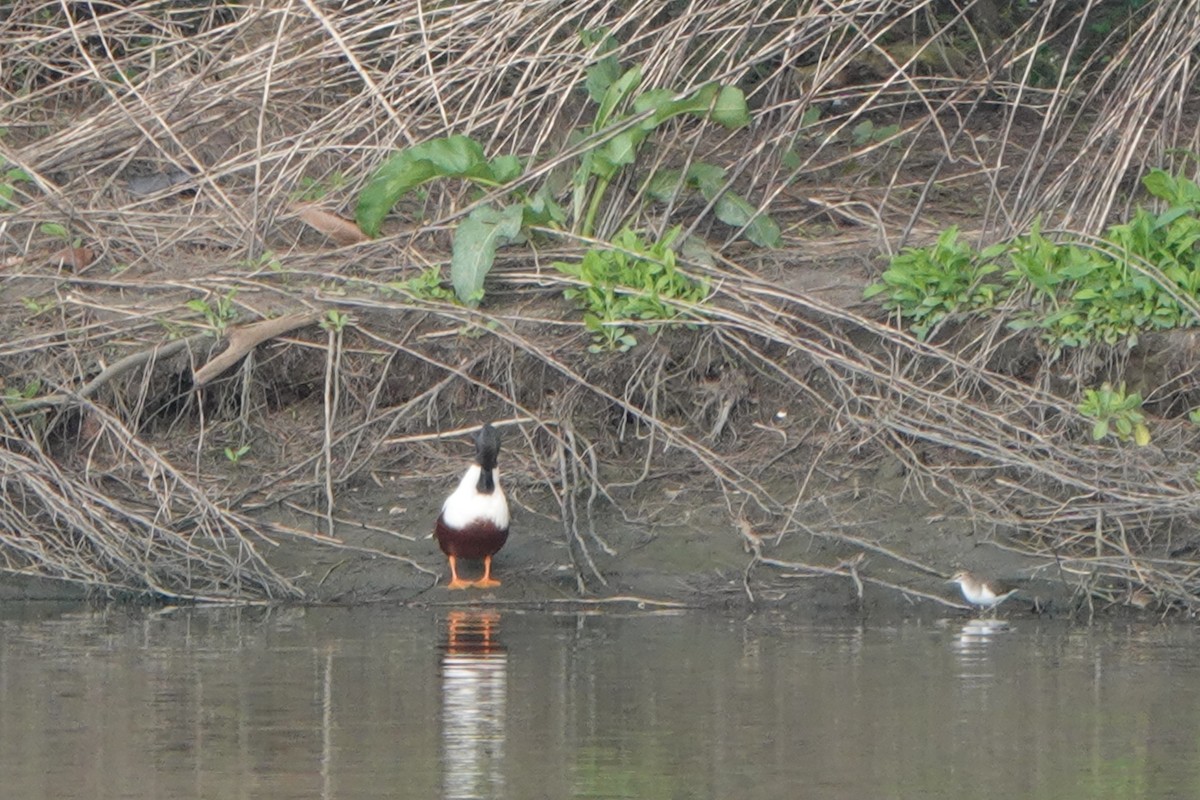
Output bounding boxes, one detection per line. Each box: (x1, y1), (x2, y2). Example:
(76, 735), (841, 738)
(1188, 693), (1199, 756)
(445, 556), (473, 589)
(473, 577), (501, 589)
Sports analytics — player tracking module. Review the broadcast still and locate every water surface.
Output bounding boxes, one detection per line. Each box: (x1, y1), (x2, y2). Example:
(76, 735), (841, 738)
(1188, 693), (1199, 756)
(0, 605), (1196, 799)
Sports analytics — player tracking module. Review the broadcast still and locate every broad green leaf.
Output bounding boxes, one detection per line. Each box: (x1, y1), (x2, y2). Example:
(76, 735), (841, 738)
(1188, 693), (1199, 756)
(356, 135), (493, 237)
(710, 85), (749, 128)
(450, 203), (523, 306)
(1154, 205), (1191, 229)
(585, 54), (621, 102)
(635, 83), (719, 126)
(488, 154), (523, 184)
(632, 89), (676, 117)
(714, 192), (781, 248)
(523, 186), (566, 227)
(580, 29), (619, 101)
(602, 130), (641, 169)
(595, 66), (642, 129)
(39, 222), (68, 238)
(687, 162), (726, 196)
(647, 169), (691, 202)
(979, 242), (1010, 260)
(680, 234), (716, 267)
(1142, 169), (1174, 202)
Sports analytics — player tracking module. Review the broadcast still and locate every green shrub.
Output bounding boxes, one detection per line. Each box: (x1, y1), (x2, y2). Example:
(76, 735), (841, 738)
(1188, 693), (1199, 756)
(555, 227), (708, 352)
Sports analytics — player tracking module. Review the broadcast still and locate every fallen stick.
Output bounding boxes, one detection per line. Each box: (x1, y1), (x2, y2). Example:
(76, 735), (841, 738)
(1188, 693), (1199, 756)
(1, 333), (212, 415)
(193, 311), (321, 387)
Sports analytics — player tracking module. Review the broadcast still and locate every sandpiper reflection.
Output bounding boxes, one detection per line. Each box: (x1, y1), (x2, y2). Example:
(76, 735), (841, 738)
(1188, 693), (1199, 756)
(440, 609), (507, 800)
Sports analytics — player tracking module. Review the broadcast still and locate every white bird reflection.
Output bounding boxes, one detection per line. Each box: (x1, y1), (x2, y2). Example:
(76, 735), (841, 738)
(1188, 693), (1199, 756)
(440, 610), (507, 800)
(950, 618), (1011, 685)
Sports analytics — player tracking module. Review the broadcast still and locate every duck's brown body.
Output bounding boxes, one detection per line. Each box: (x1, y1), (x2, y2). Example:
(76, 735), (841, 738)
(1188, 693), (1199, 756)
(436, 423), (510, 589)
(435, 516), (508, 561)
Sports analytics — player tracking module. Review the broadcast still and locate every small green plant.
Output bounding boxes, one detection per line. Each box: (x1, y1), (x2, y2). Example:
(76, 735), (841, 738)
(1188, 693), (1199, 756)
(186, 290), (239, 333)
(851, 119), (900, 146)
(291, 171), (348, 203)
(386, 266), (458, 303)
(224, 444), (251, 464)
(239, 250), (283, 273)
(3, 379), (41, 402)
(0, 155), (31, 212)
(863, 226), (1005, 339)
(1077, 382), (1150, 445)
(20, 295), (56, 316)
(320, 309), (350, 332)
(39, 221), (82, 248)
(555, 226), (708, 352)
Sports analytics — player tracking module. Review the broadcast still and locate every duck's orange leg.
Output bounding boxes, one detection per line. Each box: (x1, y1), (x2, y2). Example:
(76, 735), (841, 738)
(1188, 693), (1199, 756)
(446, 555), (473, 590)
(473, 555), (501, 588)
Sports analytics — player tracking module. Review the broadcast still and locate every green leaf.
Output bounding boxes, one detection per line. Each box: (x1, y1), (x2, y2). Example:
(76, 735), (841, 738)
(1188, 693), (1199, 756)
(602, 130), (641, 169)
(852, 120), (875, 145)
(595, 66), (642, 129)
(523, 186), (566, 227)
(646, 169), (686, 202)
(585, 55), (621, 102)
(39, 222), (68, 239)
(863, 282), (889, 299)
(1142, 169), (1175, 202)
(632, 88), (676, 117)
(710, 85), (749, 128)
(979, 242), (1010, 260)
(450, 203), (523, 306)
(687, 162), (726, 195)
(715, 192), (781, 248)
(488, 154), (523, 184)
(1092, 420), (1108, 441)
(1134, 423), (1151, 446)
(635, 83), (719, 126)
(355, 135), (493, 237)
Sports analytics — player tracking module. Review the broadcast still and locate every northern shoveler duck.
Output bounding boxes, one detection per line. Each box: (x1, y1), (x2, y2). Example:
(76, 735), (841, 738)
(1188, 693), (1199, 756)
(435, 423), (510, 589)
(949, 570), (1018, 612)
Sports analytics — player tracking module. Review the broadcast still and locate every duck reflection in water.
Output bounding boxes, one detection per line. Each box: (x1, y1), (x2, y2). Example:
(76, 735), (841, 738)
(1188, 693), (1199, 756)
(440, 610), (507, 800)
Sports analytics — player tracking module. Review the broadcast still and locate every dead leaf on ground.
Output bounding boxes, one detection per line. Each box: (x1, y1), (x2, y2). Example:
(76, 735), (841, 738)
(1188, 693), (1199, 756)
(49, 246), (95, 271)
(295, 205), (370, 246)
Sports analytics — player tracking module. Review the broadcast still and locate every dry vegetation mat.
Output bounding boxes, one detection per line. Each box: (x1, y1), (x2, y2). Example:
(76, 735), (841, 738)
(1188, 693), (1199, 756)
(2, 1), (1200, 610)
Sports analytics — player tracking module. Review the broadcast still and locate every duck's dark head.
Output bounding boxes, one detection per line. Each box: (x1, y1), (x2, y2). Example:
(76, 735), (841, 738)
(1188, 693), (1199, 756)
(474, 423), (501, 472)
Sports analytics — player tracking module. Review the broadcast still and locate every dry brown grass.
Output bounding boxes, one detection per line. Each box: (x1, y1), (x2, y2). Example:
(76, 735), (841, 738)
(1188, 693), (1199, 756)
(1, 1), (1200, 608)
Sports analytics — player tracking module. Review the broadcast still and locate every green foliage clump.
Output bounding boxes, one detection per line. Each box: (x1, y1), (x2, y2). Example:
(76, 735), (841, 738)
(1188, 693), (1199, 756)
(186, 289), (239, 334)
(864, 226), (1004, 339)
(1077, 382), (1150, 446)
(866, 168), (1200, 348)
(555, 227), (708, 352)
(386, 266), (458, 303)
(0, 157), (31, 212)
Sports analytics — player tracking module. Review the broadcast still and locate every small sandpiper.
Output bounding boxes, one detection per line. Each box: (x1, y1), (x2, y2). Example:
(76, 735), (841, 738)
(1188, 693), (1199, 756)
(949, 570), (1018, 613)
